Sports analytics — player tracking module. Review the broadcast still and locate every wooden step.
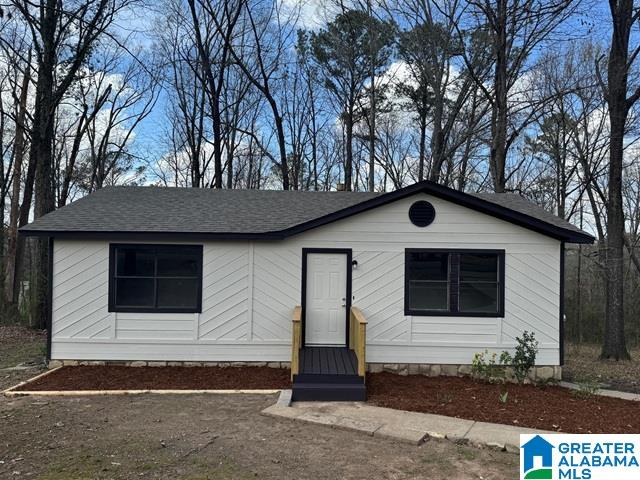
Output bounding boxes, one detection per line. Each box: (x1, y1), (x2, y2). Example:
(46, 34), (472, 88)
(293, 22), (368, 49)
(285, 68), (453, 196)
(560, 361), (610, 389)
(293, 373), (364, 384)
(292, 382), (367, 401)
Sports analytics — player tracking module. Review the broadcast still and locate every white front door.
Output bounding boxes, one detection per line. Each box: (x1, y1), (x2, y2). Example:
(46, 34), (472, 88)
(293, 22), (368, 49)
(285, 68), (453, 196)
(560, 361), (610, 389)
(305, 253), (348, 346)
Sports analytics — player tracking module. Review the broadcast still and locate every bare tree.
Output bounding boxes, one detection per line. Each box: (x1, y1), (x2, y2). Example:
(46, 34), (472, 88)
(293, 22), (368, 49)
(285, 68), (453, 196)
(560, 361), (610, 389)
(599, 0), (640, 360)
(3, 0), (139, 327)
(0, 27), (32, 305)
(458, 0), (579, 192)
(393, 0), (485, 184)
(186, 0), (244, 189)
(159, 0), (212, 187)
(203, 0), (296, 189)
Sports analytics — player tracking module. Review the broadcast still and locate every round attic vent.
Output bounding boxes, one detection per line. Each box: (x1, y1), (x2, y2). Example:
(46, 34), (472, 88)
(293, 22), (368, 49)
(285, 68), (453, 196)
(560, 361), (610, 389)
(409, 201), (436, 227)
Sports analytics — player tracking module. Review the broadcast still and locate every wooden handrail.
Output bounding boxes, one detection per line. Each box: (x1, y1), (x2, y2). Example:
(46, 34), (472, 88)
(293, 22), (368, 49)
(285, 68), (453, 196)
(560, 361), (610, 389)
(291, 306), (302, 381)
(349, 306), (367, 378)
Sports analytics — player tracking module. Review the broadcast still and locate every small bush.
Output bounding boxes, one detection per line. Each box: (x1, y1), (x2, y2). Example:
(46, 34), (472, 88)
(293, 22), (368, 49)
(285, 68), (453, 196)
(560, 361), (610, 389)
(471, 350), (511, 383)
(471, 331), (539, 385)
(572, 377), (600, 399)
(512, 331), (539, 384)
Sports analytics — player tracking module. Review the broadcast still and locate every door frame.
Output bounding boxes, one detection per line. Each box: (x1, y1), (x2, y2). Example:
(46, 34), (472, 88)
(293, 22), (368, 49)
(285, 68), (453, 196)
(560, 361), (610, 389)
(301, 248), (352, 347)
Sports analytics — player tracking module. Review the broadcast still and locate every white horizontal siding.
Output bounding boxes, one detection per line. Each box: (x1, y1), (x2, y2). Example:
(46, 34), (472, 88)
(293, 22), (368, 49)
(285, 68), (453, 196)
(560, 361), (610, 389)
(116, 313), (195, 340)
(411, 318), (499, 344)
(51, 192), (561, 365)
(51, 341), (289, 362)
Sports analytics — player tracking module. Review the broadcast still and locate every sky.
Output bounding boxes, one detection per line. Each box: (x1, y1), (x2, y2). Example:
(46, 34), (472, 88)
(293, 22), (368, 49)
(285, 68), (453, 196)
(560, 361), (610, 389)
(108, 0), (616, 181)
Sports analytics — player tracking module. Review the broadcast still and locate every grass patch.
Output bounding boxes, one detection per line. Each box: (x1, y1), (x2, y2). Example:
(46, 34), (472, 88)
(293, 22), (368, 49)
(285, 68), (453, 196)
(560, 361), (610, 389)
(36, 441), (255, 480)
(457, 445), (477, 461)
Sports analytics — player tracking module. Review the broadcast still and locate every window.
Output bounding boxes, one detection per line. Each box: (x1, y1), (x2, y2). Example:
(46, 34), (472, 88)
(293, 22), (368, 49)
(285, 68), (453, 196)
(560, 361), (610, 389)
(405, 252), (449, 311)
(109, 244), (203, 313)
(405, 249), (504, 317)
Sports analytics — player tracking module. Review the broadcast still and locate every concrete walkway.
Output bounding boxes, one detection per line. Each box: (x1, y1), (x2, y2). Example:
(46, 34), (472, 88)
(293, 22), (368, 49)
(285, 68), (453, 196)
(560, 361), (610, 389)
(262, 391), (554, 452)
(559, 381), (640, 401)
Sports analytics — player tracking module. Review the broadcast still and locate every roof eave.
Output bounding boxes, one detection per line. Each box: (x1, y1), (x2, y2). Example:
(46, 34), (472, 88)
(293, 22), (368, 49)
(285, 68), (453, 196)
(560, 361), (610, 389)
(18, 229), (285, 241)
(278, 181), (596, 244)
(18, 181), (595, 244)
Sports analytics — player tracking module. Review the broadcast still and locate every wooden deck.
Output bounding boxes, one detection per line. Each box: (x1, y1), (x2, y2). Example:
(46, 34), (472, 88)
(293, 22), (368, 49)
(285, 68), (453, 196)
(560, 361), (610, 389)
(299, 347), (358, 376)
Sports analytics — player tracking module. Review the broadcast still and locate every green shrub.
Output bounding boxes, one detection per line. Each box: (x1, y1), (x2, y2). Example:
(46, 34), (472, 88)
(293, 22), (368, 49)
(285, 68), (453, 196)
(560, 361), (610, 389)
(511, 331), (539, 384)
(471, 350), (511, 383)
(471, 331), (539, 385)
(572, 377), (600, 399)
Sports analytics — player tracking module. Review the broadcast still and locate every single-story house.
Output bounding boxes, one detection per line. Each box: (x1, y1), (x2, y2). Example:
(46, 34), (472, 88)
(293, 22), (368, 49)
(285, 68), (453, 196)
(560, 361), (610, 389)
(21, 181), (594, 400)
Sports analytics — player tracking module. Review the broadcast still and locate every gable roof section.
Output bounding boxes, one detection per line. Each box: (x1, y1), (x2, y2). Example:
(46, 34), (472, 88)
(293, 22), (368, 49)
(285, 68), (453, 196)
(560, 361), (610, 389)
(20, 181), (594, 243)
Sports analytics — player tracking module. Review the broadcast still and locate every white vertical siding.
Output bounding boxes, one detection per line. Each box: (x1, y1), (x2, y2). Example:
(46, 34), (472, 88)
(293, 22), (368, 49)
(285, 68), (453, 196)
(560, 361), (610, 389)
(51, 192), (562, 365)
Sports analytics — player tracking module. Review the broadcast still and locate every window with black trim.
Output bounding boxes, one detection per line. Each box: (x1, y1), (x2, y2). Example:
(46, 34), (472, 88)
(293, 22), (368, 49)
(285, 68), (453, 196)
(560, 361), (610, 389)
(109, 244), (203, 313)
(405, 249), (504, 317)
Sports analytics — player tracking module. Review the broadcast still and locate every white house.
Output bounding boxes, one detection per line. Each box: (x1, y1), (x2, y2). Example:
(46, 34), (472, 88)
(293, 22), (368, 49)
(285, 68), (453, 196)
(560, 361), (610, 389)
(21, 181), (593, 400)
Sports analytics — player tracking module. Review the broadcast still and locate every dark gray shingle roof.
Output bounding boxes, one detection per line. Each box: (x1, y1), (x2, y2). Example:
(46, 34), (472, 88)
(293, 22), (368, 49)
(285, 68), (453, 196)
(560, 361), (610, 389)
(20, 184), (593, 242)
(472, 192), (587, 237)
(21, 187), (379, 234)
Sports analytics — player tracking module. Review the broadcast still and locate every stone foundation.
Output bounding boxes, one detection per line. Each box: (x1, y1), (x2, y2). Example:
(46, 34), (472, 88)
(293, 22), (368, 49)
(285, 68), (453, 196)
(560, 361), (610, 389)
(366, 363), (562, 383)
(48, 360), (292, 369)
(48, 359), (560, 382)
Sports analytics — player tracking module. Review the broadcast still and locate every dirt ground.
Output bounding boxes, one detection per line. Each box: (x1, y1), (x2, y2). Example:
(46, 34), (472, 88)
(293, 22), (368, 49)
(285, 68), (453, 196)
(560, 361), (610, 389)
(0, 326), (47, 390)
(0, 393), (518, 480)
(563, 343), (640, 393)
(0, 327), (518, 479)
(20, 365), (640, 434)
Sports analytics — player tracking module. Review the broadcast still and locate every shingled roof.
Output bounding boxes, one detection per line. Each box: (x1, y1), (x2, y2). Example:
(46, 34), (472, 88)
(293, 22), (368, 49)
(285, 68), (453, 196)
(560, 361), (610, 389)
(20, 181), (594, 243)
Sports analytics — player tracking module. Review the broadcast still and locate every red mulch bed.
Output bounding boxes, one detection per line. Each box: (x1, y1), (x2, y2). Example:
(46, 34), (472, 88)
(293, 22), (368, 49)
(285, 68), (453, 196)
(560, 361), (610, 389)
(14, 365), (291, 391)
(367, 372), (640, 434)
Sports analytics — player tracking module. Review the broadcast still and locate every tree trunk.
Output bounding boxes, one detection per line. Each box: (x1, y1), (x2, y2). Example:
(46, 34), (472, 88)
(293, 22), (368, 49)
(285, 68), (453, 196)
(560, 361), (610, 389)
(226, 123), (237, 189)
(601, 1), (631, 359)
(368, 46), (376, 191)
(31, 95), (56, 330)
(457, 89), (478, 191)
(429, 96), (444, 182)
(5, 59), (31, 304)
(345, 107), (354, 191)
(490, 0), (508, 193)
(29, 1), (58, 329)
(211, 100), (223, 189)
(368, 85), (376, 191)
(270, 100), (290, 190)
(418, 113), (427, 182)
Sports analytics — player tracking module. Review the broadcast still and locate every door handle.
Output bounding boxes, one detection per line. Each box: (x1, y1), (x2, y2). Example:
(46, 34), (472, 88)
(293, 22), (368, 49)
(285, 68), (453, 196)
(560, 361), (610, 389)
(341, 298), (346, 307)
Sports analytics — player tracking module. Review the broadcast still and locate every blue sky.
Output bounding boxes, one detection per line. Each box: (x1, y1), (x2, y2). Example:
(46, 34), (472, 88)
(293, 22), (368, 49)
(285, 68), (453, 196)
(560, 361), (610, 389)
(120, 0), (616, 174)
